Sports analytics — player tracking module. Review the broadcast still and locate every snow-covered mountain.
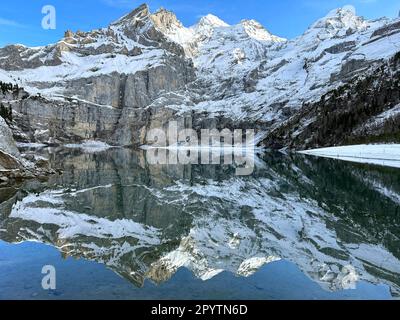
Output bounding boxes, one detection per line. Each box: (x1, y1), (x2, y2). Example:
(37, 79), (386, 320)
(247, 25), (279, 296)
(0, 3), (400, 148)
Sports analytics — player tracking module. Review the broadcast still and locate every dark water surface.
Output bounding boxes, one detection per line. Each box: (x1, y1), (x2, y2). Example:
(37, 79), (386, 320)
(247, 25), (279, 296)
(1, 147), (399, 300)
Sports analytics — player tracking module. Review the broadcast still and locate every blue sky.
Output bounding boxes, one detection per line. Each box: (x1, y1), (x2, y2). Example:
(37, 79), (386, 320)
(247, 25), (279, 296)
(0, 0), (398, 47)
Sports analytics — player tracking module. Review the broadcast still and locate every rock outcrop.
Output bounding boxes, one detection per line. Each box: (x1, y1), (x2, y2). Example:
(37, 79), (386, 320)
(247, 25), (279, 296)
(0, 117), (32, 183)
(1, 85), (54, 184)
(0, 117), (19, 157)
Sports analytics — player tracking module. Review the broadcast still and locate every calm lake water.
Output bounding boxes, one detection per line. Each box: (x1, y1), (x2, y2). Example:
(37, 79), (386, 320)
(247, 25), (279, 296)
(0, 147), (399, 300)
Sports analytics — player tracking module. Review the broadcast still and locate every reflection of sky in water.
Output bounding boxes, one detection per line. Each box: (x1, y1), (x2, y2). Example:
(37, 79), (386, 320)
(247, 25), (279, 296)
(1, 148), (400, 299)
(0, 241), (391, 300)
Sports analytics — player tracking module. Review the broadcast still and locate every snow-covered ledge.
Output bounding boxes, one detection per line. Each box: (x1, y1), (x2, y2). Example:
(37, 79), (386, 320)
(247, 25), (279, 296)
(298, 144), (400, 169)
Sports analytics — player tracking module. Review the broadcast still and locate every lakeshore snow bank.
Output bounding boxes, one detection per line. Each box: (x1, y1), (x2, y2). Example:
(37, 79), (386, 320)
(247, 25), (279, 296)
(299, 144), (400, 169)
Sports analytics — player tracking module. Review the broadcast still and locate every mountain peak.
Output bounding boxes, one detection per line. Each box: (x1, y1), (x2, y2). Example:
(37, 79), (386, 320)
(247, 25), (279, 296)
(322, 5), (357, 21)
(150, 7), (184, 31)
(241, 19), (264, 27)
(241, 19), (286, 42)
(112, 3), (150, 25)
(197, 14), (229, 28)
(310, 5), (367, 35)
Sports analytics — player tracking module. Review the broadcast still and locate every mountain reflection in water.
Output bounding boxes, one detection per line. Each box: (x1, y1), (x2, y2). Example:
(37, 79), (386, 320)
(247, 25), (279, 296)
(0, 147), (399, 298)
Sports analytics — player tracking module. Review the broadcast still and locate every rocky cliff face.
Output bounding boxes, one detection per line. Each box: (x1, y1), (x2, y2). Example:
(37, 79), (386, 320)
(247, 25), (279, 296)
(0, 4), (400, 148)
(0, 117), (19, 157)
(0, 115), (53, 184)
(0, 83), (54, 183)
(0, 116), (22, 178)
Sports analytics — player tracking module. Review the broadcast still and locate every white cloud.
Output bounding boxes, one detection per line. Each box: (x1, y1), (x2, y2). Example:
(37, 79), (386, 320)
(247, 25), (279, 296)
(0, 18), (24, 27)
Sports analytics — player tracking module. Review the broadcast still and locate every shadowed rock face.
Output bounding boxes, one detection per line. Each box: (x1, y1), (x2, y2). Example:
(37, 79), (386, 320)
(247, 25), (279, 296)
(0, 117), (19, 156)
(3, 70), (194, 147)
(1, 94), (54, 182)
(0, 151), (20, 170)
(0, 117), (24, 173)
(1, 46), (195, 146)
(1, 148), (400, 295)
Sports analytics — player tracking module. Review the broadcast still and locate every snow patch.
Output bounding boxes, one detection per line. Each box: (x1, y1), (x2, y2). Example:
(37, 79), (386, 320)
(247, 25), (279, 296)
(65, 140), (114, 153)
(237, 256), (281, 276)
(299, 144), (400, 169)
(10, 189), (161, 242)
(16, 142), (47, 149)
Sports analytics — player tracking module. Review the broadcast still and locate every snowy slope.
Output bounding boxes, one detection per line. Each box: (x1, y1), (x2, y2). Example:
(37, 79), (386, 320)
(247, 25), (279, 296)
(157, 5), (400, 122)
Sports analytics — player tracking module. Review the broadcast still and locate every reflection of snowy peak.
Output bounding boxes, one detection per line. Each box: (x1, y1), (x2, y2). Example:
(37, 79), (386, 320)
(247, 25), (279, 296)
(1, 149), (400, 294)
